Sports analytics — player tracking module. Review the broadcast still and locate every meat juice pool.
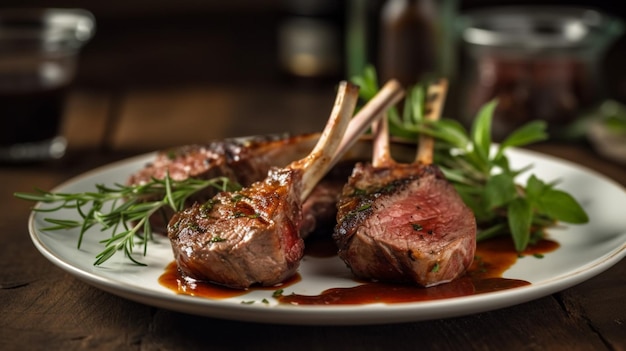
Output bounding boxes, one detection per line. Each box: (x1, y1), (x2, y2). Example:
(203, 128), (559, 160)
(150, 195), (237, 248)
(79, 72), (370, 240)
(158, 236), (560, 304)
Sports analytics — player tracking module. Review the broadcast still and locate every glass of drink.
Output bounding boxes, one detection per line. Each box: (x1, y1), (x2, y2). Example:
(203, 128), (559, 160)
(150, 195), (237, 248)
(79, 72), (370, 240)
(0, 8), (95, 162)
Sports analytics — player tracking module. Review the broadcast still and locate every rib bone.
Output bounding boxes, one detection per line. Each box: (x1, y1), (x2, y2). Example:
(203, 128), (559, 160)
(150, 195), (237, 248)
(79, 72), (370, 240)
(294, 81), (360, 200)
(298, 79), (404, 199)
(415, 79), (448, 165)
(333, 79), (404, 170)
(371, 78), (448, 167)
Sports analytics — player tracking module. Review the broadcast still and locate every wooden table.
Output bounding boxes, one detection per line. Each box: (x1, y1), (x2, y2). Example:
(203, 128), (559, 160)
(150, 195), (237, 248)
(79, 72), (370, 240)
(1, 82), (625, 350)
(1, 4), (626, 346)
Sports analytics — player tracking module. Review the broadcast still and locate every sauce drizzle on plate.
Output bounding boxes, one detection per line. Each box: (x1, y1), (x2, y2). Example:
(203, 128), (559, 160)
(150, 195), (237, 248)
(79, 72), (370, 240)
(159, 236), (559, 305)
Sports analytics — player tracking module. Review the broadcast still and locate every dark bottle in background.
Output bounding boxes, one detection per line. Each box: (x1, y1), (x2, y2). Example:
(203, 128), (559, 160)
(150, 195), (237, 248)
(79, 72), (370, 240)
(346, 0), (458, 108)
(278, 0), (457, 91)
(378, 0), (438, 88)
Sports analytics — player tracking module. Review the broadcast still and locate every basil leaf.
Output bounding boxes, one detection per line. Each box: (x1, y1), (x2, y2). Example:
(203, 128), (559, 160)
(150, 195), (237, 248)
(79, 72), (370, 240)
(484, 173), (517, 209)
(525, 175), (547, 203)
(525, 175), (588, 224)
(470, 99), (497, 167)
(432, 119), (470, 149)
(498, 121), (549, 157)
(508, 197), (533, 252)
(536, 189), (589, 224)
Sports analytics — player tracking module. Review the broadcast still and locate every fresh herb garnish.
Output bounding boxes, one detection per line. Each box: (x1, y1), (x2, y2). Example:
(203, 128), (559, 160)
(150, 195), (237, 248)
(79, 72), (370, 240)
(209, 236), (227, 243)
(431, 262), (440, 273)
(14, 174), (241, 265)
(352, 65), (589, 252)
(233, 211), (260, 219)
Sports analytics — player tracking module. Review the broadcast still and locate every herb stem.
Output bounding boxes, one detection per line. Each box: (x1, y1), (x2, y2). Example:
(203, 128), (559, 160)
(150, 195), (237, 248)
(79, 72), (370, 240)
(15, 175), (240, 266)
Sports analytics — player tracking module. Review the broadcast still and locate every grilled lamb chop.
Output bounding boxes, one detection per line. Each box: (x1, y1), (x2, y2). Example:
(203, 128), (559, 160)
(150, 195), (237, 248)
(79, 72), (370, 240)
(167, 80), (405, 288)
(126, 134), (320, 233)
(127, 133), (320, 188)
(333, 80), (477, 287)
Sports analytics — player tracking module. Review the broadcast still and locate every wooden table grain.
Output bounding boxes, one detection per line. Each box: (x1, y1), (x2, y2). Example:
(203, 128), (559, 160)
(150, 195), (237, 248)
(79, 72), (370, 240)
(1, 83), (625, 351)
(0, 2), (624, 348)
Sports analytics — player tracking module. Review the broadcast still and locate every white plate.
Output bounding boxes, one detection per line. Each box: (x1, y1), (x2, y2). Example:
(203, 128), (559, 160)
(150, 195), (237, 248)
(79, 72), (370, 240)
(28, 148), (626, 325)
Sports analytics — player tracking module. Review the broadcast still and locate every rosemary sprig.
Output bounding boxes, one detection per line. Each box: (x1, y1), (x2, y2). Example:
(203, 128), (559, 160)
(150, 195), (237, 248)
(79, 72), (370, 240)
(15, 174), (241, 266)
(352, 65), (589, 252)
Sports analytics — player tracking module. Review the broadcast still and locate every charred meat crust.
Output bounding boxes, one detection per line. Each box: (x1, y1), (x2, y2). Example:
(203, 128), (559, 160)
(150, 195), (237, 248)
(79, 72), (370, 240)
(126, 134), (319, 233)
(127, 134), (318, 188)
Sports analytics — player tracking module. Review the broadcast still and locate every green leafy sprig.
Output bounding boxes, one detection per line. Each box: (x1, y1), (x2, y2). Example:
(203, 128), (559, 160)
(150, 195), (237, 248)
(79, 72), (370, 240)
(352, 66), (589, 252)
(15, 175), (241, 265)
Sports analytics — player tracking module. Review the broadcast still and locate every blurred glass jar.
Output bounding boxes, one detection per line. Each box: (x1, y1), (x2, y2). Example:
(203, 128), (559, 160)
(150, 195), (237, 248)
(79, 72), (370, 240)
(0, 8), (95, 162)
(458, 6), (623, 141)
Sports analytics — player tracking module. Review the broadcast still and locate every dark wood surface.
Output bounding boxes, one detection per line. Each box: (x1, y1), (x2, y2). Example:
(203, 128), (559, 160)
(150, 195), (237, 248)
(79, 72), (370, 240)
(2, 89), (626, 351)
(2, 3), (626, 350)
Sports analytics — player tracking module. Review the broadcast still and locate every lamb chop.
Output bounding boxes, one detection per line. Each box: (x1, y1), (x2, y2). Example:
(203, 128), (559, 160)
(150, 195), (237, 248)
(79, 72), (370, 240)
(167, 80), (405, 289)
(126, 134), (321, 233)
(127, 133), (320, 189)
(333, 79), (477, 287)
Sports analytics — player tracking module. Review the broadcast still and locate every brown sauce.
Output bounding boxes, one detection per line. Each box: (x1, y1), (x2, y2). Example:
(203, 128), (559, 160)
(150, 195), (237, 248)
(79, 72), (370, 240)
(158, 236), (559, 305)
(159, 262), (301, 299)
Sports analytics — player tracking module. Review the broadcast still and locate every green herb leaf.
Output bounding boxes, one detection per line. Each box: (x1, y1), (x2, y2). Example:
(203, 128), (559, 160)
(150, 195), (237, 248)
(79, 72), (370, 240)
(524, 175), (548, 202)
(508, 197), (533, 252)
(524, 175), (588, 224)
(432, 119), (471, 148)
(431, 262), (440, 273)
(483, 173), (517, 209)
(470, 99), (497, 170)
(535, 188), (589, 224)
(498, 120), (549, 156)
